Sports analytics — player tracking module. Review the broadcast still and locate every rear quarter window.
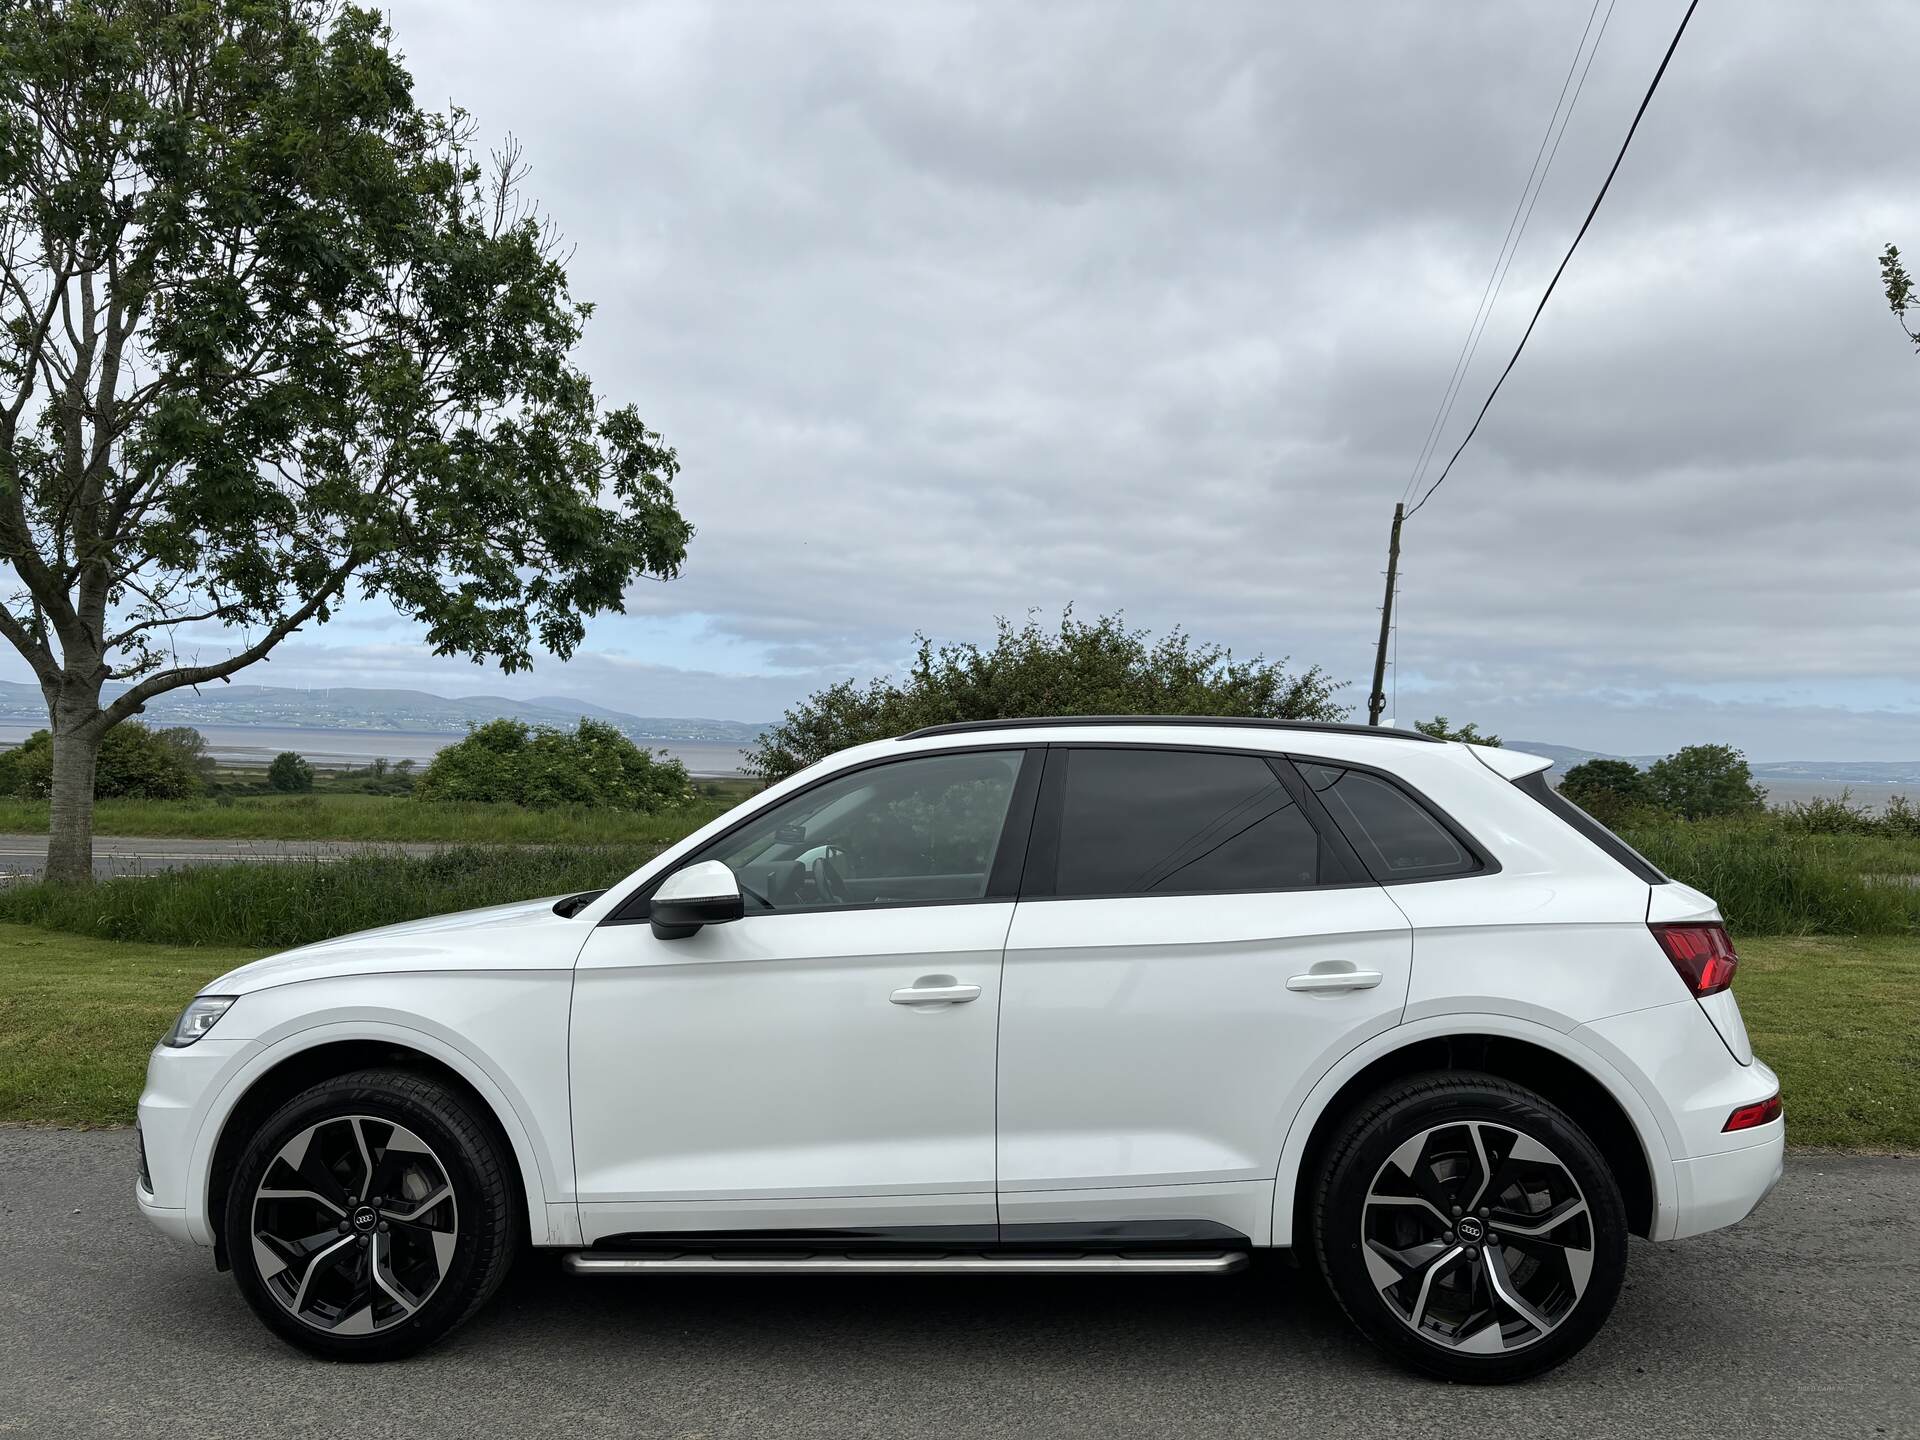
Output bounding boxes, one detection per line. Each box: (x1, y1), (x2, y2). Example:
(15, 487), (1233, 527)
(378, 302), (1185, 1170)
(1297, 762), (1484, 881)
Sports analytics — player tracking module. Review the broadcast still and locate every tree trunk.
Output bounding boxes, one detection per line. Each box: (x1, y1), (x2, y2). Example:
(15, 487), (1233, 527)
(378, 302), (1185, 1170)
(44, 700), (105, 886)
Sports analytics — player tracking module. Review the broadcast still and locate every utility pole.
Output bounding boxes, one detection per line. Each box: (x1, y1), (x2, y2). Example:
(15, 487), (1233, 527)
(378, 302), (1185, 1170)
(1366, 503), (1404, 727)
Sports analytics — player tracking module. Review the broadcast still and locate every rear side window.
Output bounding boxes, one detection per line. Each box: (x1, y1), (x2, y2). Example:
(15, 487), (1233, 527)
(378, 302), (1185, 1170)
(1044, 748), (1339, 898)
(1298, 763), (1480, 881)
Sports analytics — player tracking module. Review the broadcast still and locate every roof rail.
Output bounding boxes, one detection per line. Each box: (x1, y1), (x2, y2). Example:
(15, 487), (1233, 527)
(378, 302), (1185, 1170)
(897, 716), (1444, 742)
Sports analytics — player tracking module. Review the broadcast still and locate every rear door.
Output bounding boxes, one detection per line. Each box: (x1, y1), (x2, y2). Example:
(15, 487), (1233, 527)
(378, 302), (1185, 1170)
(995, 745), (1413, 1230)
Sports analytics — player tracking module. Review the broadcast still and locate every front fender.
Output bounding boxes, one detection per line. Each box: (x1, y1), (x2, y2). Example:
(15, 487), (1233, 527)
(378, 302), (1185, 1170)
(179, 973), (577, 1249)
(1267, 1011), (1680, 1247)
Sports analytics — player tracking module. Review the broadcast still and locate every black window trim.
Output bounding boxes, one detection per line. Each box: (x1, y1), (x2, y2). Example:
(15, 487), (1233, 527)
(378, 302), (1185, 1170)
(600, 744), (1045, 926)
(1512, 769), (1667, 884)
(1286, 751), (1501, 885)
(1017, 741), (1376, 903)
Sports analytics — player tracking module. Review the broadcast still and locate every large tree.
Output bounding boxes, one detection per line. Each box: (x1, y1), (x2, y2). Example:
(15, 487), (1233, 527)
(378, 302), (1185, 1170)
(746, 611), (1346, 782)
(0, 1), (691, 881)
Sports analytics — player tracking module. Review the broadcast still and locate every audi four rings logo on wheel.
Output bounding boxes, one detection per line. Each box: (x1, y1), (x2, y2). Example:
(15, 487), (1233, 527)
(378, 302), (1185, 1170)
(135, 718), (1785, 1383)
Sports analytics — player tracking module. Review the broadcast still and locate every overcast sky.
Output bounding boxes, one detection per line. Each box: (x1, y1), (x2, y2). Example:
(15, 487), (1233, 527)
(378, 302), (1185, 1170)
(13, 0), (1919, 758)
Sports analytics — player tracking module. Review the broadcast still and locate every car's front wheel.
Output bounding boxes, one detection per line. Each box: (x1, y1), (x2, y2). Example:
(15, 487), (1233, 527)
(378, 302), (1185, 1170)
(1311, 1072), (1629, 1383)
(224, 1068), (518, 1359)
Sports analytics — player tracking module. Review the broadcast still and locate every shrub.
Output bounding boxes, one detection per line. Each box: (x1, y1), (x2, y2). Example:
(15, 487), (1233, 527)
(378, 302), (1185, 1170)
(1646, 743), (1767, 820)
(1414, 716), (1500, 746)
(0, 723), (205, 800)
(1776, 789), (1880, 835)
(414, 718), (693, 811)
(267, 751), (315, 793)
(1560, 758), (1656, 825)
(747, 610), (1345, 781)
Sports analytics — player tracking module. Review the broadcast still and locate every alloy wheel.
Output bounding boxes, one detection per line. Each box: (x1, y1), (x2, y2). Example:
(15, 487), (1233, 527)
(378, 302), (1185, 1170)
(1361, 1120), (1594, 1354)
(249, 1114), (459, 1335)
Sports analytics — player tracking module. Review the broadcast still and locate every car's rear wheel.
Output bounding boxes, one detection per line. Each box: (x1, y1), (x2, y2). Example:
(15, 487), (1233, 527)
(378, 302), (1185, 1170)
(224, 1068), (518, 1359)
(1311, 1071), (1629, 1383)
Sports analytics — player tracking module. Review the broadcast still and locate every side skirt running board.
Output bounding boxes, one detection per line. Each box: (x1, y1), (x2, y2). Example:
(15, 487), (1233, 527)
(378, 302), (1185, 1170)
(563, 1251), (1248, 1276)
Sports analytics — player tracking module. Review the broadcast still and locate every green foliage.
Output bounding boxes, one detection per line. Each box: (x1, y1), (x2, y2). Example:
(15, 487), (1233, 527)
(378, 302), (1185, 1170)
(413, 718), (694, 811)
(0, 723), (204, 799)
(747, 611), (1346, 781)
(1883, 243), (1919, 350)
(0, 0), (693, 878)
(0, 845), (658, 949)
(267, 751), (315, 793)
(1559, 758), (1657, 825)
(0, 788), (746, 844)
(1618, 816), (1920, 937)
(1413, 716), (1500, 746)
(1645, 744), (1767, 820)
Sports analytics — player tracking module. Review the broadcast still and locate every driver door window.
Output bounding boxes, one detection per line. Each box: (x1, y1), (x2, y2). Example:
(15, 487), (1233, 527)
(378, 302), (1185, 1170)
(700, 748), (1029, 911)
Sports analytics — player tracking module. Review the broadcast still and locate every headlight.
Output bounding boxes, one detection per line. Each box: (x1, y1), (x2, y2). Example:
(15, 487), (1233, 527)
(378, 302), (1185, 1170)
(164, 995), (237, 1047)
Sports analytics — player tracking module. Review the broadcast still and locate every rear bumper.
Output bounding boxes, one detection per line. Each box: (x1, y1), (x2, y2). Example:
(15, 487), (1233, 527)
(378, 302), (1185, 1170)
(1671, 1122), (1785, 1239)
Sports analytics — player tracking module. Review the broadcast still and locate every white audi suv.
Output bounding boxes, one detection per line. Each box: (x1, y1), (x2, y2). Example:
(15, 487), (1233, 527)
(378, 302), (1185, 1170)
(136, 717), (1783, 1381)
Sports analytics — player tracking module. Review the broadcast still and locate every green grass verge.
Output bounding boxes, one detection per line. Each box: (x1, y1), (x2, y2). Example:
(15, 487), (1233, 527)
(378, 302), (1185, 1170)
(1734, 935), (1920, 1152)
(1620, 820), (1920, 936)
(2, 925), (1912, 1149)
(0, 845), (663, 949)
(0, 788), (749, 845)
(0, 924), (262, 1127)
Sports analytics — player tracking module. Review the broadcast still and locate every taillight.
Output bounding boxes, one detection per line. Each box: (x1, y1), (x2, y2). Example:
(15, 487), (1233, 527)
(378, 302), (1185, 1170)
(1649, 921), (1739, 996)
(1724, 1094), (1782, 1132)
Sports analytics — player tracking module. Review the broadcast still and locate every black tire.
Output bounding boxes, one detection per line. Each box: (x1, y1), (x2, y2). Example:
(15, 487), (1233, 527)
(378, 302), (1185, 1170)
(224, 1068), (519, 1360)
(1310, 1071), (1628, 1384)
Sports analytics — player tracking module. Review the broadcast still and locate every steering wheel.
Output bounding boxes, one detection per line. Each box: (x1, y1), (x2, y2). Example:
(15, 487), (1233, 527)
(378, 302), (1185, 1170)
(810, 852), (850, 905)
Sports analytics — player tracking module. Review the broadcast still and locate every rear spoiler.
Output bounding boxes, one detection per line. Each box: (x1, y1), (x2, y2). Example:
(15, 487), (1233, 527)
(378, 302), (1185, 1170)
(1466, 744), (1554, 781)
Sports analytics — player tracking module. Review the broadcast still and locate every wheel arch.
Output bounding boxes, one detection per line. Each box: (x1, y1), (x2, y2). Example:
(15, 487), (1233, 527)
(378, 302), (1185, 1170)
(198, 1030), (553, 1265)
(1274, 1015), (1673, 1248)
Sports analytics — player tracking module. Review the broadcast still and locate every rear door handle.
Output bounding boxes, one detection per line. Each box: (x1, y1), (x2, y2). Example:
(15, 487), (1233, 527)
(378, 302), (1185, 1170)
(1286, 969), (1384, 993)
(890, 980), (982, 1006)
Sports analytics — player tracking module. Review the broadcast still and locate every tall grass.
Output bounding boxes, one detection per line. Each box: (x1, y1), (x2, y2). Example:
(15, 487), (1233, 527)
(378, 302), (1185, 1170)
(1620, 818), (1920, 936)
(0, 845), (660, 949)
(0, 790), (746, 845)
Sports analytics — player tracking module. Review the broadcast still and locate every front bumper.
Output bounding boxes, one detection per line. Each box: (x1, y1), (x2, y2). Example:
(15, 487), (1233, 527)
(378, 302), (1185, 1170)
(135, 1036), (253, 1247)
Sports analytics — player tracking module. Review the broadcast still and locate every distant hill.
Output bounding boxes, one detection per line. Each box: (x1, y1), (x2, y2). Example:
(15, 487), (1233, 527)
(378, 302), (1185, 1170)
(0, 679), (766, 745)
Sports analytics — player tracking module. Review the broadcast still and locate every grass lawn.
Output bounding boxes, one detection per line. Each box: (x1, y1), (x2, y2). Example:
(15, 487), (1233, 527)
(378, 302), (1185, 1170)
(1733, 934), (1920, 1153)
(0, 924), (262, 1127)
(2, 923), (1912, 1151)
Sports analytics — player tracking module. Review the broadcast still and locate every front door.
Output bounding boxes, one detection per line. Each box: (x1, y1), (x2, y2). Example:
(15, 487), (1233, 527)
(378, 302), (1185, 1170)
(994, 745), (1414, 1234)
(570, 746), (1038, 1243)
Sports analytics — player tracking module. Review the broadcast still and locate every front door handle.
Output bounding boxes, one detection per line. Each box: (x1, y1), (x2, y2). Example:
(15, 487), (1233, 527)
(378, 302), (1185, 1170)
(890, 977), (982, 1006)
(1286, 969), (1384, 993)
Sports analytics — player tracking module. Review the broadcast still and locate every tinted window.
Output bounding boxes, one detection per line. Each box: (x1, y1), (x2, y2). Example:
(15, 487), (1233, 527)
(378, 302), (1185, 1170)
(1299, 763), (1477, 880)
(701, 750), (1024, 911)
(1051, 748), (1331, 897)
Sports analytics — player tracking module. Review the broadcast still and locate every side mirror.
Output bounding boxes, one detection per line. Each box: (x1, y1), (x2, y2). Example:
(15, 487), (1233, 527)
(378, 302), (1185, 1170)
(649, 860), (746, 940)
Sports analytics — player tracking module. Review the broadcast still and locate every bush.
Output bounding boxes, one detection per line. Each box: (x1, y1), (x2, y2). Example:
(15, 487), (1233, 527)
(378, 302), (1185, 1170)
(1560, 758), (1658, 826)
(267, 751), (315, 792)
(1414, 716), (1500, 746)
(0, 845), (659, 949)
(747, 610), (1346, 781)
(1776, 789), (1881, 835)
(0, 723), (206, 800)
(414, 718), (693, 811)
(1646, 743), (1766, 820)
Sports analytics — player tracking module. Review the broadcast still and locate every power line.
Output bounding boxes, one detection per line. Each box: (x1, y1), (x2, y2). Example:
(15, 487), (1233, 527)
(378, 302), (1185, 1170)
(1406, 0), (1701, 520)
(1401, 0), (1612, 507)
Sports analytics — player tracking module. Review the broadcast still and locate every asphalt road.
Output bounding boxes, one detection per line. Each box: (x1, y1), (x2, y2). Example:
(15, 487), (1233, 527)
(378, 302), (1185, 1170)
(0, 833), (453, 879)
(1, 1129), (1913, 1439)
